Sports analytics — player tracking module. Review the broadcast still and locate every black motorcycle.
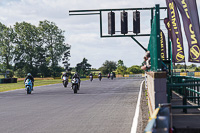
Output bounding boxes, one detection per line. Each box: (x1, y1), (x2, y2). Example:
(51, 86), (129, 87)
(110, 74), (114, 80)
(71, 78), (79, 93)
(98, 74), (102, 81)
(62, 76), (68, 87)
(90, 75), (93, 82)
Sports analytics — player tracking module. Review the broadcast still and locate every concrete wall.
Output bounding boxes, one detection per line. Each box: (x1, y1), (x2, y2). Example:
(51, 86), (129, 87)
(146, 71), (167, 115)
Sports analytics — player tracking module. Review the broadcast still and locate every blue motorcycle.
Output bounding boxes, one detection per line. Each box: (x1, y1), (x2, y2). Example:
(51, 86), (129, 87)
(25, 79), (33, 94)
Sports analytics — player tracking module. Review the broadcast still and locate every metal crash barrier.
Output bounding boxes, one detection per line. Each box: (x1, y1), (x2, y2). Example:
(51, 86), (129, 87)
(144, 104), (172, 133)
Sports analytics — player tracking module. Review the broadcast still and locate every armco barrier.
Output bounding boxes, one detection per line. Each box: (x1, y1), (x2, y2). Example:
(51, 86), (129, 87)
(0, 78), (17, 83)
(85, 76), (98, 78)
(116, 75), (123, 78)
(180, 72), (187, 76)
(195, 72), (200, 77)
(124, 75), (129, 77)
(173, 72), (180, 76)
(116, 74), (142, 78)
(11, 78), (17, 83)
(187, 72), (194, 77)
(144, 104), (172, 133)
(4, 78), (11, 83)
(173, 71), (200, 77)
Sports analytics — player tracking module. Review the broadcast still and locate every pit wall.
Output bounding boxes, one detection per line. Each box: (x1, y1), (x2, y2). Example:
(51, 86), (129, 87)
(146, 71), (167, 115)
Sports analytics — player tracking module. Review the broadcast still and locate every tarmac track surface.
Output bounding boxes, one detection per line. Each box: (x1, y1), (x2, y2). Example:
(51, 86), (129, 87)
(0, 78), (143, 133)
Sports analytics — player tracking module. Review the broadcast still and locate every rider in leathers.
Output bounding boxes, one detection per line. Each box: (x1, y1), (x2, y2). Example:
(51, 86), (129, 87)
(72, 73), (81, 90)
(24, 73), (34, 90)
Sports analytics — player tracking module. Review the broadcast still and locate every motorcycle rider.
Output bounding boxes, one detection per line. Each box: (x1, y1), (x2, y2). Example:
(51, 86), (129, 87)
(89, 73), (93, 77)
(110, 72), (114, 80)
(24, 73), (34, 90)
(62, 72), (68, 79)
(107, 73), (110, 79)
(72, 72), (80, 80)
(89, 73), (93, 81)
(72, 72), (80, 89)
(98, 72), (102, 77)
(62, 72), (69, 86)
(98, 72), (102, 80)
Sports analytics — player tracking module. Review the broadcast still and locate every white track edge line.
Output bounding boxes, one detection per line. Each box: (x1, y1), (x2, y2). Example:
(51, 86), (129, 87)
(130, 80), (144, 133)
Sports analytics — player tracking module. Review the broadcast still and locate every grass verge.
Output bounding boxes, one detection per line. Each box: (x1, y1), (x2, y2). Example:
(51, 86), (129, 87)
(0, 78), (88, 92)
(0, 79), (61, 92)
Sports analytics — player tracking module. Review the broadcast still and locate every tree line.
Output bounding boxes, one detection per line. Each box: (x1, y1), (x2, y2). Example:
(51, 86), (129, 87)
(75, 58), (200, 76)
(73, 59), (143, 77)
(85, 59), (143, 76)
(0, 20), (143, 78)
(173, 64), (200, 72)
(0, 20), (70, 78)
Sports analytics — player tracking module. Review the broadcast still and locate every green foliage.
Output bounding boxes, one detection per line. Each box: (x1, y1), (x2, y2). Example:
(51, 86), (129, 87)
(6, 69), (14, 78)
(0, 20), (70, 78)
(127, 65), (144, 74)
(62, 44), (71, 71)
(0, 20), (70, 77)
(117, 60), (124, 67)
(39, 20), (68, 77)
(187, 64), (197, 69)
(14, 22), (40, 75)
(181, 69), (185, 72)
(0, 64), (3, 72)
(14, 68), (26, 78)
(116, 66), (127, 76)
(194, 67), (200, 72)
(116, 60), (126, 76)
(91, 68), (99, 71)
(99, 60), (117, 75)
(0, 22), (15, 70)
(99, 60), (143, 75)
(75, 58), (91, 76)
(174, 64), (197, 69)
(51, 66), (64, 77)
(174, 64), (185, 69)
(34, 45), (50, 77)
(0, 62), (6, 72)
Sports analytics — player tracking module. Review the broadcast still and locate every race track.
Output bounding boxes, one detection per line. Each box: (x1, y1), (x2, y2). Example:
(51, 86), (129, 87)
(0, 78), (143, 133)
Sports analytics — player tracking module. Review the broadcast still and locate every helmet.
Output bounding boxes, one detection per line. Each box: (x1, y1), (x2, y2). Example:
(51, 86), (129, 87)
(27, 73), (31, 76)
(145, 51), (150, 58)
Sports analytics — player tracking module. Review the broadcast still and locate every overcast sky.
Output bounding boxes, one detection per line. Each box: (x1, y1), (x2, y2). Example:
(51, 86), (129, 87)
(0, 0), (200, 68)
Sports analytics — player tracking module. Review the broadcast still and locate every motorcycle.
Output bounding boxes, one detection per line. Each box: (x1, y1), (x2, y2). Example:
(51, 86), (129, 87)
(90, 75), (93, 82)
(25, 79), (33, 94)
(71, 78), (79, 94)
(98, 74), (102, 81)
(110, 74), (114, 80)
(62, 76), (68, 87)
(107, 74), (110, 79)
